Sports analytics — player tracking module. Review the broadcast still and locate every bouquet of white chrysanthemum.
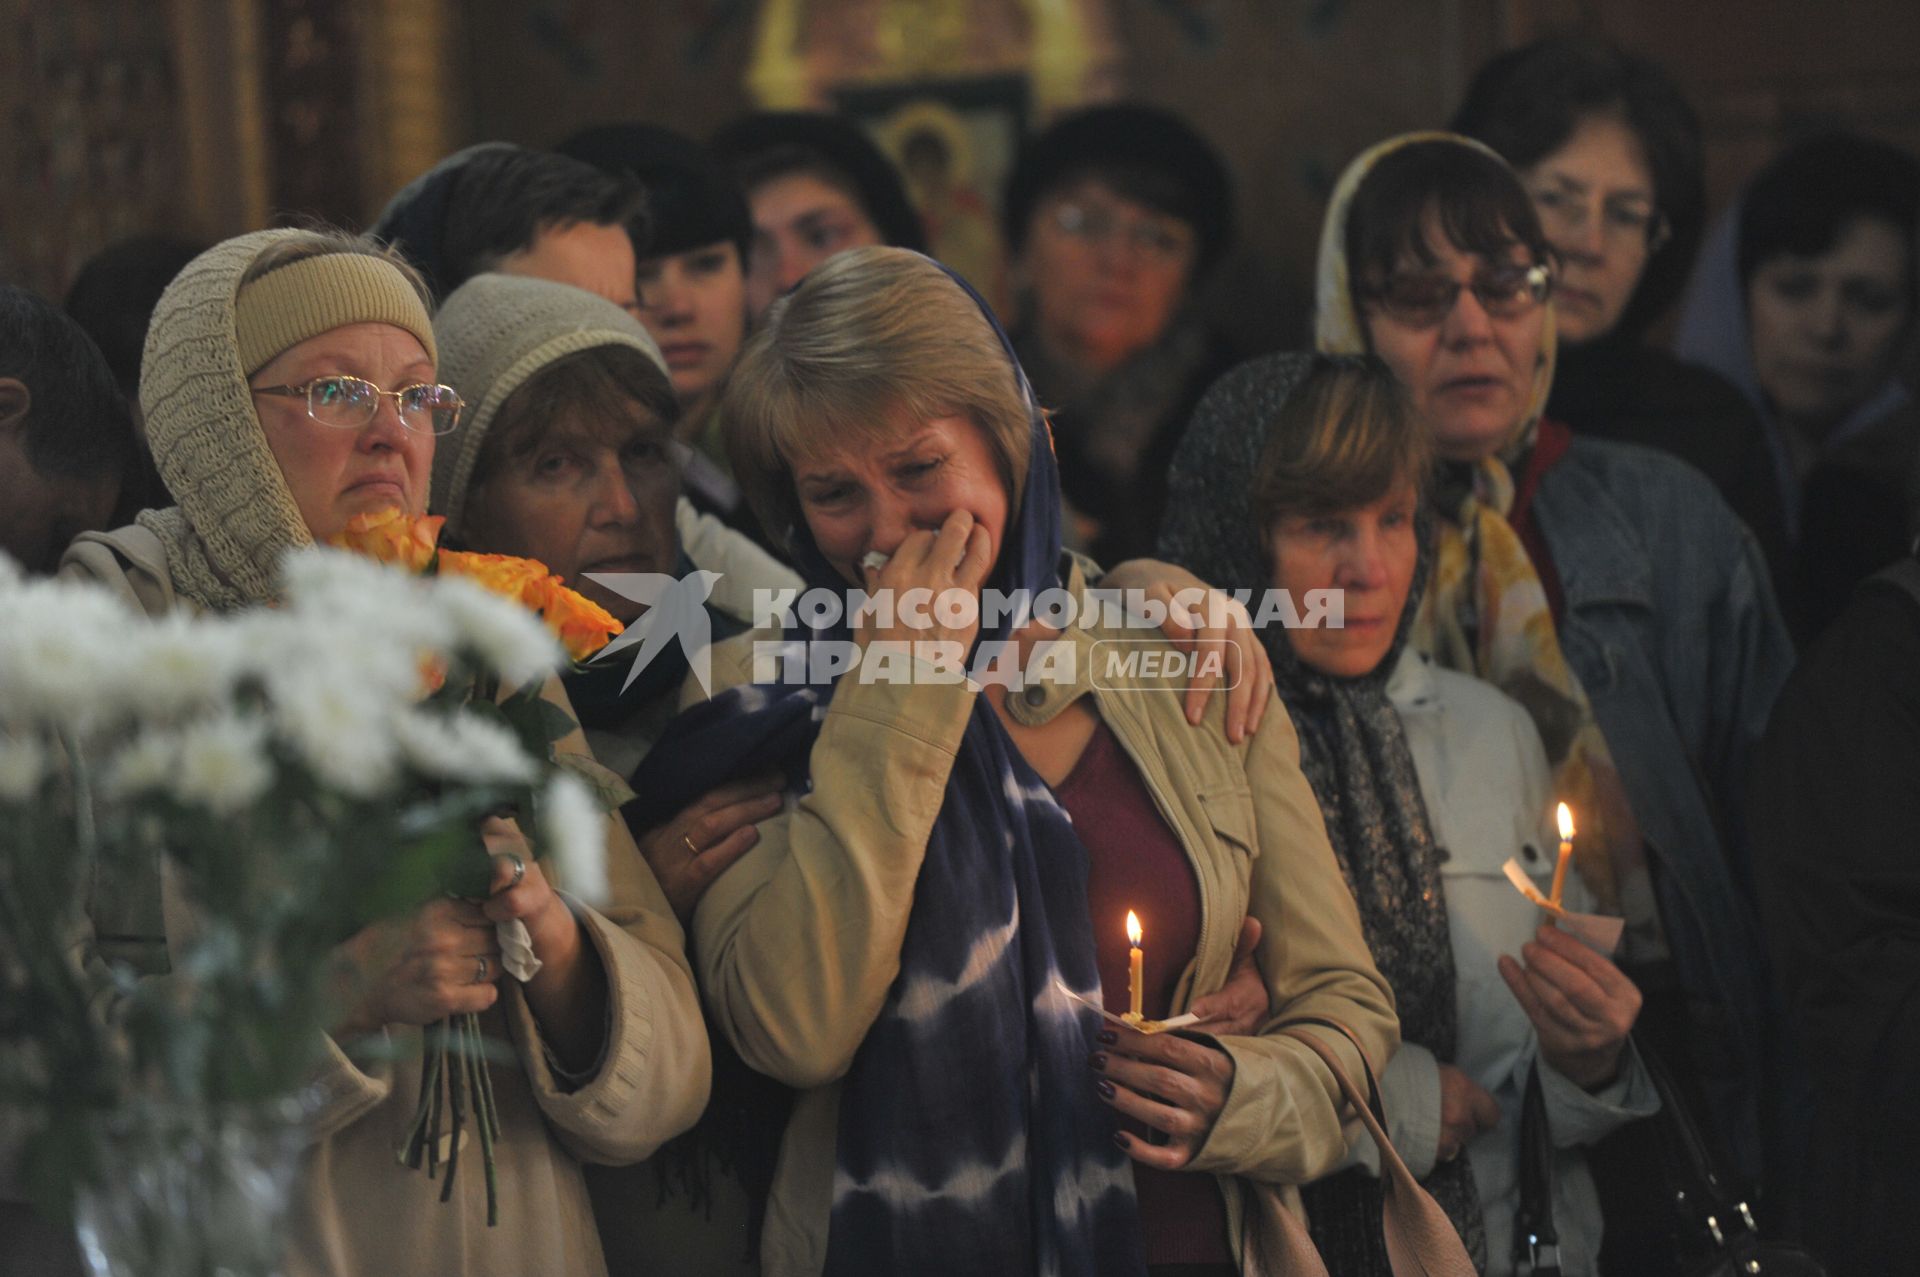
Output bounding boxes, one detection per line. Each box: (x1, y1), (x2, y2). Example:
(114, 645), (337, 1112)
(0, 546), (612, 1254)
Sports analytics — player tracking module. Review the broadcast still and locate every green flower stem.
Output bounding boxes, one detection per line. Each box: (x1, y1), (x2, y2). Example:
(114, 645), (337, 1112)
(440, 1025), (465, 1203)
(462, 1015), (499, 1225)
(402, 1029), (441, 1171)
(473, 1014), (502, 1142)
(425, 1028), (447, 1177)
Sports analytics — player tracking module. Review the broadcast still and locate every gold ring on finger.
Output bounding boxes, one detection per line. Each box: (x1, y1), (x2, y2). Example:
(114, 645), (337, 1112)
(683, 834), (701, 857)
(470, 954), (489, 985)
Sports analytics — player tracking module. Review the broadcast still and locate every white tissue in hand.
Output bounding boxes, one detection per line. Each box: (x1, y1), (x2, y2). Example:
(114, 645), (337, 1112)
(498, 919), (542, 981)
(860, 550), (891, 572)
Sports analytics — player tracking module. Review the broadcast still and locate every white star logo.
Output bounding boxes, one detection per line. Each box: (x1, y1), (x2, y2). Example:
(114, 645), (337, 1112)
(583, 570), (722, 696)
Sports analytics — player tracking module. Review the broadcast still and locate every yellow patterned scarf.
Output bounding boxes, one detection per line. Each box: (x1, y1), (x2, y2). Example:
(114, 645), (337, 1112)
(1314, 132), (1643, 916)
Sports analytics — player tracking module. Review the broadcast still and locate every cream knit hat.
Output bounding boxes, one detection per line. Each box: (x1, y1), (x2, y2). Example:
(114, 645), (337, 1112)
(432, 273), (669, 535)
(135, 228), (437, 609)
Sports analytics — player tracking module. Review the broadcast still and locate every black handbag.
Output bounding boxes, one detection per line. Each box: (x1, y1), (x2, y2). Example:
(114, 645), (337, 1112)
(1518, 1044), (1829, 1277)
(1636, 1044), (1828, 1277)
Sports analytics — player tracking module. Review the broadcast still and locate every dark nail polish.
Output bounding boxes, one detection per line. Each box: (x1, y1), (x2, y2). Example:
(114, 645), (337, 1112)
(1096, 1079), (1115, 1099)
(1097, 1030), (1117, 1045)
(1090, 1052), (1108, 1072)
(1113, 1131), (1130, 1150)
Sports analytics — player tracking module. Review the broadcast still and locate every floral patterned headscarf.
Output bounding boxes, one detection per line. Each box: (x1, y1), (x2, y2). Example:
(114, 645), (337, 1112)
(1314, 131), (1639, 916)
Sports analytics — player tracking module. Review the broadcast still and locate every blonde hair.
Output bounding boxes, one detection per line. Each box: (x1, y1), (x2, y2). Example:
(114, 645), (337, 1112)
(1250, 354), (1431, 532)
(721, 246), (1030, 549)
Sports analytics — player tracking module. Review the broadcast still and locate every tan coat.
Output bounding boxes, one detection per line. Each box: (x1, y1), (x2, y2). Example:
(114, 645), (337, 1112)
(685, 561), (1400, 1277)
(59, 525), (712, 1277)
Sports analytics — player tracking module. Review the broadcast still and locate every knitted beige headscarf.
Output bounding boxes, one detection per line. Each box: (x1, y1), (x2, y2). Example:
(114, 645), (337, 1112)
(431, 273), (669, 537)
(135, 228), (437, 610)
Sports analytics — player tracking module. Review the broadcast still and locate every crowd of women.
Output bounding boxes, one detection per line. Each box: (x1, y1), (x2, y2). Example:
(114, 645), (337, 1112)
(3, 29), (1916, 1277)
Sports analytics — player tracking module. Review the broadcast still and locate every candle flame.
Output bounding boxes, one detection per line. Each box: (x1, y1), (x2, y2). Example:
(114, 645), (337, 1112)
(1556, 802), (1575, 841)
(1126, 910), (1142, 947)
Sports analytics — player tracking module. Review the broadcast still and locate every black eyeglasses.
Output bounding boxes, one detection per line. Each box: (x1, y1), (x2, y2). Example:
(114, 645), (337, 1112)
(1363, 263), (1554, 328)
(251, 375), (464, 436)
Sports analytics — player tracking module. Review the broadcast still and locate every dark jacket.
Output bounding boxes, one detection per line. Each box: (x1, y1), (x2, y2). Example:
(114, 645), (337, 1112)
(1747, 558), (1920, 1270)
(1018, 322), (1238, 567)
(1532, 437), (1797, 1180)
(1548, 337), (1788, 581)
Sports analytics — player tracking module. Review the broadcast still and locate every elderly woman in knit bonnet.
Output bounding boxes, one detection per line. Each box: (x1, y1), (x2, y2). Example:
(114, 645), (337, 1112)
(431, 271), (797, 911)
(58, 227), (710, 1277)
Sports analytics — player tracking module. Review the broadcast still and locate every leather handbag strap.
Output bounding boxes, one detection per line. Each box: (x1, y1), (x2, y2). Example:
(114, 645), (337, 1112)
(1274, 1019), (1479, 1277)
(1634, 1036), (1762, 1249)
(1515, 1063), (1562, 1276)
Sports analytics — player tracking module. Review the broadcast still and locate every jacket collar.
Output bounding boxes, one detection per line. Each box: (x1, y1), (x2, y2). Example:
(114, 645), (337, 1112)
(1531, 447), (1655, 612)
(1383, 645), (1437, 708)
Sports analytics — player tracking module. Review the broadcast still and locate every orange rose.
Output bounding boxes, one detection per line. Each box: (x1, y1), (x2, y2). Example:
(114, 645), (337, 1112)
(545, 587), (622, 662)
(327, 507), (444, 572)
(437, 551), (620, 660)
(438, 550), (554, 604)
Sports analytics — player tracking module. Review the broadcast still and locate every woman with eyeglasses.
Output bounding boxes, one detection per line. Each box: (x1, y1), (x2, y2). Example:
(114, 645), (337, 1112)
(1000, 103), (1241, 567)
(58, 229), (710, 1277)
(1312, 133), (1796, 1261)
(1452, 37), (1788, 584)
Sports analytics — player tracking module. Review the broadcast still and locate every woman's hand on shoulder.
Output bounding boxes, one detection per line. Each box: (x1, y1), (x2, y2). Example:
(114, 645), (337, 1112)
(1498, 923), (1643, 1091)
(1097, 558), (1272, 743)
(637, 775), (786, 924)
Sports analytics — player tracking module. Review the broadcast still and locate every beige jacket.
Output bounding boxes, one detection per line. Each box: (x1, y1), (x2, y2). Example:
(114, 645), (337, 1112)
(59, 526), (712, 1277)
(685, 561), (1400, 1276)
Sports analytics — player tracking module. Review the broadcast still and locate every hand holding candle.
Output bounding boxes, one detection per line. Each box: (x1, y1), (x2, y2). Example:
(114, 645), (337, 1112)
(1550, 802), (1575, 910)
(1125, 910), (1144, 1024)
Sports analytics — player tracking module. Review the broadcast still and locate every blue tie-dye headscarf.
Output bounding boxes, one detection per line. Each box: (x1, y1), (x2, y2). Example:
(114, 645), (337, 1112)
(629, 257), (1147, 1277)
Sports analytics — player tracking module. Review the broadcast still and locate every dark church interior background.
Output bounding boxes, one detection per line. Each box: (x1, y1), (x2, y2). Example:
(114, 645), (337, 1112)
(5, 0), (1920, 363)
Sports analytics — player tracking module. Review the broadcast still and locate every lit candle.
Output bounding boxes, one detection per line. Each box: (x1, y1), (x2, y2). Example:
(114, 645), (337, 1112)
(1550, 802), (1575, 910)
(1125, 910), (1144, 1022)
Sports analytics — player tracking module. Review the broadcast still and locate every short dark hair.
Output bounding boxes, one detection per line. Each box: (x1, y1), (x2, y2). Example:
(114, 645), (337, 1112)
(1452, 36), (1706, 333)
(1001, 103), (1235, 277)
(557, 123), (754, 262)
(471, 345), (680, 489)
(1345, 140), (1553, 298)
(710, 111), (928, 252)
(437, 148), (650, 294)
(1737, 132), (1920, 304)
(0, 285), (138, 489)
(62, 234), (208, 395)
